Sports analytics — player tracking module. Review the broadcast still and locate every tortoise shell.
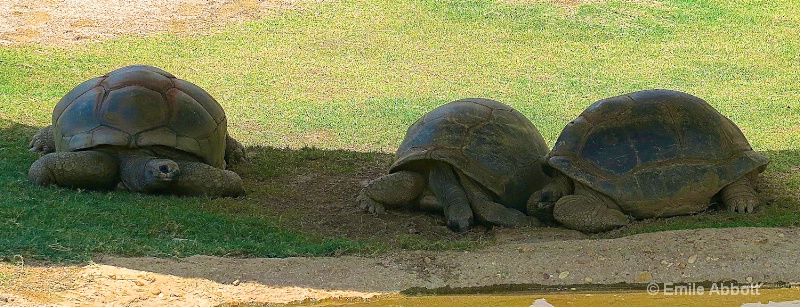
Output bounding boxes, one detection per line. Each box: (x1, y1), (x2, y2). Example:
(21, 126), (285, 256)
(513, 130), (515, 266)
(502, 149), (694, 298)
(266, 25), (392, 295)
(547, 89), (769, 218)
(390, 98), (550, 211)
(52, 65), (228, 169)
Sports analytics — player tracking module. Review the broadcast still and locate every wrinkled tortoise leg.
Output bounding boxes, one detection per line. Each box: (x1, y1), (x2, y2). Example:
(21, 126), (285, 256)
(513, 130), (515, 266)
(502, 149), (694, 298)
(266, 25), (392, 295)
(357, 171), (425, 214)
(527, 171), (574, 222)
(719, 176), (758, 213)
(428, 162), (473, 232)
(457, 169), (539, 228)
(29, 125), (56, 153)
(225, 133), (247, 165)
(28, 151), (119, 190)
(553, 181), (630, 233)
(171, 160), (245, 197)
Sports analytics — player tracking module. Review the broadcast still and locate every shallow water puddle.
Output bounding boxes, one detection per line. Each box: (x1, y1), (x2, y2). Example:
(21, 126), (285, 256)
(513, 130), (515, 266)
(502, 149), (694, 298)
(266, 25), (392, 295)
(300, 288), (800, 307)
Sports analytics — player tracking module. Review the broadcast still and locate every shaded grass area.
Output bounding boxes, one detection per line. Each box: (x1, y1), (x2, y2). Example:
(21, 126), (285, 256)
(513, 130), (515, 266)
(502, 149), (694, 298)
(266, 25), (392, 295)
(1, 0), (799, 262)
(0, 122), (369, 263)
(0, 121), (481, 263)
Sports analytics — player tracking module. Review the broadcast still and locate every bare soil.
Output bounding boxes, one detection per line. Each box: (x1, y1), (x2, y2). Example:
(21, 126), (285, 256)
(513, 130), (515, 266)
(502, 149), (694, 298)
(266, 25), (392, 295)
(1, 1), (799, 306)
(0, 0), (301, 46)
(3, 227), (800, 306)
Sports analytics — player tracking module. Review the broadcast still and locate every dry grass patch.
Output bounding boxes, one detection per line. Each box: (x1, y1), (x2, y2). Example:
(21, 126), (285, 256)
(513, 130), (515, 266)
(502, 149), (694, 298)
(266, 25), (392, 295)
(500, 0), (662, 5)
(0, 0), (311, 46)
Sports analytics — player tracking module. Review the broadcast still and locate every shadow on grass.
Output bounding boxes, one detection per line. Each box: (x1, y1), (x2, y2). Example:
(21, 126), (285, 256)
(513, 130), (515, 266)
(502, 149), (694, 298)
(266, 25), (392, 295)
(0, 119), (39, 143)
(94, 146), (800, 293)
(3, 118), (799, 267)
(229, 144), (495, 249)
(0, 120), (490, 266)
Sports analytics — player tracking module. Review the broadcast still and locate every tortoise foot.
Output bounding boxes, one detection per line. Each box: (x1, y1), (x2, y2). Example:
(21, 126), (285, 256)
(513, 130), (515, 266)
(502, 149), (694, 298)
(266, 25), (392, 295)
(553, 194), (630, 233)
(446, 214), (472, 233)
(225, 134), (248, 165)
(473, 200), (539, 228)
(170, 161), (245, 197)
(357, 171), (425, 214)
(727, 197), (756, 213)
(720, 177), (758, 213)
(356, 191), (386, 214)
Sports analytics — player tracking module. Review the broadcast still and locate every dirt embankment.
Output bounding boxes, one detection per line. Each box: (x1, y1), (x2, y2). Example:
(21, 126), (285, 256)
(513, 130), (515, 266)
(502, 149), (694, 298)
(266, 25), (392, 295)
(3, 227), (800, 306)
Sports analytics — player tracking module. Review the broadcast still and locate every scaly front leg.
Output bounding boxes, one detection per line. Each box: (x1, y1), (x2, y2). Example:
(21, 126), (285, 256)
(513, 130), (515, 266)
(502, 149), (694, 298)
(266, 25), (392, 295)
(28, 151), (119, 190)
(428, 162), (473, 232)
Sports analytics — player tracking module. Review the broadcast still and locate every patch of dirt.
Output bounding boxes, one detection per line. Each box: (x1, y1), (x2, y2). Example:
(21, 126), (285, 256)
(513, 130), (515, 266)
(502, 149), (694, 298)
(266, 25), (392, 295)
(239, 147), (497, 247)
(0, 0), (311, 46)
(500, 0), (662, 7)
(233, 145), (538, 255)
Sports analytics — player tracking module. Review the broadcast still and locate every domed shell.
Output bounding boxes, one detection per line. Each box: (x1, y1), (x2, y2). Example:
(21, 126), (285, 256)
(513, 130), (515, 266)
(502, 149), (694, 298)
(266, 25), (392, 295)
(547, 89), (769, 217)
(52, 65), (228, 169)
(390, 98), (550, 210)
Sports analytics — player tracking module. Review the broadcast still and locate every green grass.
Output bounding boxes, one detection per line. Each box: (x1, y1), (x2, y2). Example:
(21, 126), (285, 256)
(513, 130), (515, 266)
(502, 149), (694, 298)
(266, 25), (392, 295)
(2, 0), (800, 262)
(0, 126), (366, 263)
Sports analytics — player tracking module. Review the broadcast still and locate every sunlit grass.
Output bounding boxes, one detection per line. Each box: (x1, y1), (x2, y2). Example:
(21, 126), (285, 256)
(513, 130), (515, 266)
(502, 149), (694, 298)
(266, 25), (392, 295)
(1, 0), (798, 262)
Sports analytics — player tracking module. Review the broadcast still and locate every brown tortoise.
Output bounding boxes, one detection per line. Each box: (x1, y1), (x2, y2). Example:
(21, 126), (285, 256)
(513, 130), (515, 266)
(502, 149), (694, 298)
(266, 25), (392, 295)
(528, 89), (769, 233)
(357, 98), (551, 232)
(28, 65), (246, 197)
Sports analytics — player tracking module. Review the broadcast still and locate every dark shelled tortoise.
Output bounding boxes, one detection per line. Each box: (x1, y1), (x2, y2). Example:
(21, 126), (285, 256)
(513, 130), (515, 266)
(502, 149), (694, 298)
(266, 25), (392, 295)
(528, 89), (769, 233)
(357, 98), (551, 232)
(28, 64), (246, 197)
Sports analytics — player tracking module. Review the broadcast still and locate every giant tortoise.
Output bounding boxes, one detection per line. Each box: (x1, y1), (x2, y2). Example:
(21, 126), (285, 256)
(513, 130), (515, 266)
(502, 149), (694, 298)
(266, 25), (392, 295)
(528, 89), (769, 232)
(28, 65), (246, 197)
(357, 98), (551, 232)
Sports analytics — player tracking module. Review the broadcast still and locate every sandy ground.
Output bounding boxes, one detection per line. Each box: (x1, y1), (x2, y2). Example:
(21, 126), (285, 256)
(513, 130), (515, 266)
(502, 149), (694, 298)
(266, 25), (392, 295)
(2, 1), (800, 306)
(2, 227), (800, 306)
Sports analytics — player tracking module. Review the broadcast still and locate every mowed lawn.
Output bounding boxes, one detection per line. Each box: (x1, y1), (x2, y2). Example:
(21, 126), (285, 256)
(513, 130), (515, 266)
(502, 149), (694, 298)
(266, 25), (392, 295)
(1, 0), (799, 262)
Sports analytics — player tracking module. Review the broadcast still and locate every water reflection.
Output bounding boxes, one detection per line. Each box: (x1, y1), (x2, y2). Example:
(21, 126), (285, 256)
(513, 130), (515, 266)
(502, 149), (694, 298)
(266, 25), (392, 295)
(298, 288), (800, 307)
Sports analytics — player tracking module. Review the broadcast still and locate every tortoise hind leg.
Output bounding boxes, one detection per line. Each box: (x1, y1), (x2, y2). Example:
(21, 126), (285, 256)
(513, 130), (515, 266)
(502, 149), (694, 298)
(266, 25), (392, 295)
(224, 133), (247, 165)
(28, 151), (119, 190)
(357, 171), (425, 214)
(29, 125), (56, 153)
(553, 182), (630, 233)
(457, 169), (539, 228)
(719, 177), (758, 213)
